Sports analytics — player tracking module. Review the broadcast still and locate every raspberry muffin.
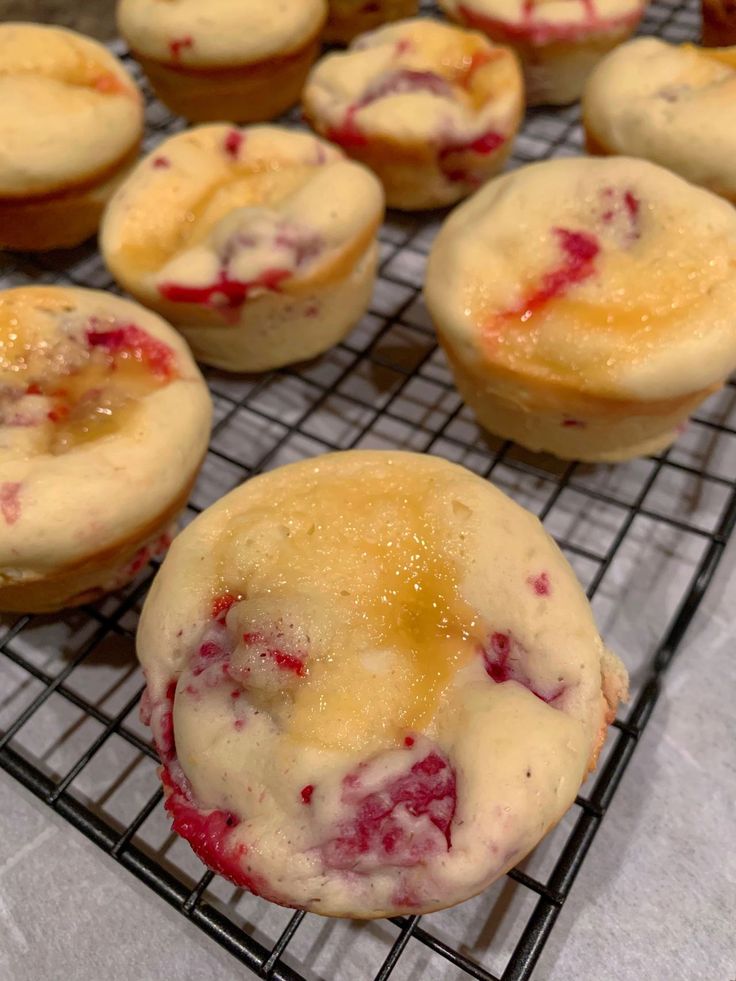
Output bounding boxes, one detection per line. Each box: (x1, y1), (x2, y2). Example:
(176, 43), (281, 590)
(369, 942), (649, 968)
(101, 125), (384, 372)
(425, 156), (736, 462)
(303, 19), (523, 209)
(584, 39), (736, 203)
(440, 0), (647, 105)
(117, 0), (327, 122)
(137, 450), (627, 917)
(325, 0), (419, 44)
(0, 23), (143, 252)
(0, 286), (212, 613)
(702, 0), (736, 46)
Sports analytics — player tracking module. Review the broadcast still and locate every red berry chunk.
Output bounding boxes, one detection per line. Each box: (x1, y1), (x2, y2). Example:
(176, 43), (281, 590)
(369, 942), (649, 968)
(199, 641), (223, 659)
(161, 766), (267, 894)
(439, 128), (505, 184)
(239, 630), (307, 680)
(86, 323), (176, 379)
(224, 129), (243, 159)
(211, 593), (239, 621)
(158, 267), (291, 310)
(483, 632), (512, 683)
(482, 633), (564, 705)
(324, 751), (456, 869)
(624, 190), (640, 220)
(150, 681), (177, 763)
(528, 572), (551, 596)
(169, 35), (193, 61)
(269, 649), (306, 677)
(328, 70), (453, 150)
(0, 482), (21, 526)
(496, 226), (600, 325)
(326, 107), (368, 149)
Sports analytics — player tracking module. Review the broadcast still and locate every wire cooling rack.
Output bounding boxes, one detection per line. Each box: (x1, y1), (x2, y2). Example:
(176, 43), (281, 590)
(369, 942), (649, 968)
(1, 1), (734, 978)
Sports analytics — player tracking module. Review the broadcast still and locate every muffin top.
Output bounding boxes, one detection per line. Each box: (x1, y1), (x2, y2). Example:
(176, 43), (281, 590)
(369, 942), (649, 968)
(0, 287), (211, 576)
(117, 0), (327, 67)
(425, 156), (736, 402)
(440, 0), (645, 43)
(101, 125), (384, 319)
(304, 18), (522, 148)
(0, 23), (142, 197)
(138, 450), (625, 916)
(584, 40), (736, 200)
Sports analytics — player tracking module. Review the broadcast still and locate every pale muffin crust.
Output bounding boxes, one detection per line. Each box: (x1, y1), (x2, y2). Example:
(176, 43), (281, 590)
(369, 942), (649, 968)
(0, 22), (142, 197)
(304, 18), (523, 208)
(138, 450), (626, 917)
(0, 286), (212, 611)
(425, 156), (736, 460)
(101, 125), (384, 372)
(0, 23), (143, 249)
(584, 40), (736, 202)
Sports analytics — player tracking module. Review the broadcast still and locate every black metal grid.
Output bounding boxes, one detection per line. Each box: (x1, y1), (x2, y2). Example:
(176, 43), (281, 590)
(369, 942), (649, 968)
(1, 0), (733, 978)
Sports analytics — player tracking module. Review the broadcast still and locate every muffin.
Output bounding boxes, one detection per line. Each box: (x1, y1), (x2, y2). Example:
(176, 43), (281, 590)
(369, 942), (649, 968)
(137, 449), (627, 917)
(0, 23), (143, 252)
(702, 0), (736, 46)
(303, 18), (524, 209)
(325, 0), (419, 44)
(0, 286), (212, 613)
(117, 0), (327, 122)
(439, 0), (647, 105)
(101, 125), (384, 372)
(425, 156), (736, 462)
(583, 39), (736, 203)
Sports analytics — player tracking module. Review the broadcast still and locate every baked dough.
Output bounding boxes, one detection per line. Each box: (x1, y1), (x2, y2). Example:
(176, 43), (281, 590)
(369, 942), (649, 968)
(137, 450), (627, 917)
(0, 286), (212, 612)
(101, 125), (384, 372)
(117, 0), (327, 122)
(583, 39), (736, 203)
(440, 0), (646, 105)
(303, 18), (523, 209)
(425, 156), (736, 461)
(0, 22), (143, 251)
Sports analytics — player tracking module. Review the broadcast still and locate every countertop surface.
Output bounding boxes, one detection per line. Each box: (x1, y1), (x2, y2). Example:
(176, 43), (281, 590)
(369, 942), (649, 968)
(1, 535), (734, 981)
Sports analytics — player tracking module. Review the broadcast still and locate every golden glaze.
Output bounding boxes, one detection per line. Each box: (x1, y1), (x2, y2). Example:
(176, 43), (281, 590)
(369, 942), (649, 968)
(0, 288), (171, 458)
(215, 468), (485, 753)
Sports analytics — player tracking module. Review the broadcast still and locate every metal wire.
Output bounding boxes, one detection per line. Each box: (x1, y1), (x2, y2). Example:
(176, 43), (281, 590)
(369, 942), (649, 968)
(0, 1), (729, 979)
